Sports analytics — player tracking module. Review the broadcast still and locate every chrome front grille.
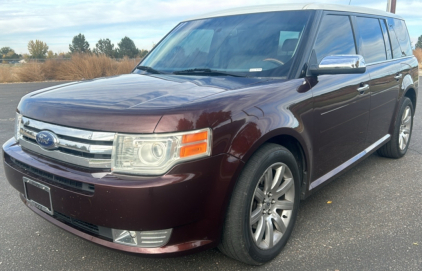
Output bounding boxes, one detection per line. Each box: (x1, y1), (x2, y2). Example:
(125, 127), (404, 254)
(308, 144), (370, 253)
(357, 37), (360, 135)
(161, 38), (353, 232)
(19, 117), (115, 169)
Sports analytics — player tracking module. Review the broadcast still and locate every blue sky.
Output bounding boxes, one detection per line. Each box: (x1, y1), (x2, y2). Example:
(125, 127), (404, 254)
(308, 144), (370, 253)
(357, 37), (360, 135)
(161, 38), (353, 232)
(1, 0), (421, 54)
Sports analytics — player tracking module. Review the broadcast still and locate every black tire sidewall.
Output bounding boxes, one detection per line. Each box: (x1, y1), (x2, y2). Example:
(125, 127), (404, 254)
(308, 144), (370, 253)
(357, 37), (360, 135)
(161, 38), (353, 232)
(241, 146), (301, 263)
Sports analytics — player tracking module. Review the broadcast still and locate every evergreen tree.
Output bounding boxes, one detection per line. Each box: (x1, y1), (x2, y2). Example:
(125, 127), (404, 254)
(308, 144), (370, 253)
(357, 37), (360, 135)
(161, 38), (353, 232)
(117, 36), (138, 58)
(415, 35), (422, 49)
(93, 38), (115, 57)
(69, 33), (90, 53)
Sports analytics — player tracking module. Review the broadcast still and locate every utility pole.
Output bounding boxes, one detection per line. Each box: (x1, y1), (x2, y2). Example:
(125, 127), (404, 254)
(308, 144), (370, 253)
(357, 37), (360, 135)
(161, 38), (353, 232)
(387, 0), (397, 13)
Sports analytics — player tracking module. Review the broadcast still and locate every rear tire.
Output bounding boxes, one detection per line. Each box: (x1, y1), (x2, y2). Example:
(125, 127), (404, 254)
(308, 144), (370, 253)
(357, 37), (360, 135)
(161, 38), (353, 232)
(378, 97), (414, 159)
(218, 143), (300, 265)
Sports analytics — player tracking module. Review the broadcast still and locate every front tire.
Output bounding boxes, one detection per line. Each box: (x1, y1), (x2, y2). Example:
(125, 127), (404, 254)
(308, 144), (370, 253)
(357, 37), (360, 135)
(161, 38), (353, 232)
(378, 97), (414, 158)
(218, 143), (300, 265)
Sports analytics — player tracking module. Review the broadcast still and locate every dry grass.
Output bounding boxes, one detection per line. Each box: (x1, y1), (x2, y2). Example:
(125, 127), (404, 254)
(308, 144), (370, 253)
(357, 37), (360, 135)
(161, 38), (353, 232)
(42, 59), (62, 80)
(14, 62), (46, 82)
(55, 54), (139, 80)
(0, 54), (139, 83)
(414, 48), (422, 69)
(0, 65), (19, 83)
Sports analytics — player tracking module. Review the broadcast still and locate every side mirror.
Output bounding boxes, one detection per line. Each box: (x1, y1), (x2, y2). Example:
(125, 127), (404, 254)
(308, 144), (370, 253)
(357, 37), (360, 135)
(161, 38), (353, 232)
(309, 55), (366, 75)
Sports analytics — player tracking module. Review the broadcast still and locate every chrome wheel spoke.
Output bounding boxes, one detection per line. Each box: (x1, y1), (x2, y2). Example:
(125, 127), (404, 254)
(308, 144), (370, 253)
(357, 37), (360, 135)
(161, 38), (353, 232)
(399, 135), (403, 149)
(265, 217), (274, 248)
(273, 200), (294, 210)
(254, 216), (265, 243)
(403, 134), (409, 146)
(270, 165), (285, 193)
(254, 188), (265, 202)
(402, 107), (410, 122)
(250, 206), (263, 225)
(272, 214), (287, 233)
(274, 177), (293, 199)
(263, 168), (273, 193)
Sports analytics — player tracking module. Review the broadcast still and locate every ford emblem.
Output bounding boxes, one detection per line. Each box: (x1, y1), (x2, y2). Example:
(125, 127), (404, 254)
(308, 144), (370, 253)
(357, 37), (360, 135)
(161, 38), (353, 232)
(36, 131), (59, 150)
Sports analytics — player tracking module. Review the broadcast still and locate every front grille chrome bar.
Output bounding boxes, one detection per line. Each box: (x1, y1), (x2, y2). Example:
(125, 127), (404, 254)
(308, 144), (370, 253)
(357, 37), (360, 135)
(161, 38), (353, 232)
(19, 117), (115, 169)
(21, 126), (113, 155)
(21, 117), (115, 141)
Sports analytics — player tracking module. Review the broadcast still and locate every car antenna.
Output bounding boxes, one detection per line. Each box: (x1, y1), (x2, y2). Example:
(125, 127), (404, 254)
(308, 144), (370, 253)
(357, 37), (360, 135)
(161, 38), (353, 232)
(349, 0), (352, 4)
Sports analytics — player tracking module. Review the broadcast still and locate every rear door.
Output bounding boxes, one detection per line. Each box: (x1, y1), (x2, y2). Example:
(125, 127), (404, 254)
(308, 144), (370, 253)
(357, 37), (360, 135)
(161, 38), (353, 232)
(309, 13), (371, 181)
(388, 17), (416, 100)
(354, 16), (400, 146)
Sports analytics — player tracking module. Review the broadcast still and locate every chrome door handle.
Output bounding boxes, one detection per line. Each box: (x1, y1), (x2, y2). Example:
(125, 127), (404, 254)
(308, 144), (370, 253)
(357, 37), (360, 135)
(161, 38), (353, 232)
(357, 84), (369, 94)
(394, 74), (402, 80)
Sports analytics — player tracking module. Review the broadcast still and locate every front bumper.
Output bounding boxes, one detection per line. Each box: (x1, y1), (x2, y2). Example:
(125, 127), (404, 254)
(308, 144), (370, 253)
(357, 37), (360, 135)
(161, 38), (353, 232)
(2, 138), (243, 255)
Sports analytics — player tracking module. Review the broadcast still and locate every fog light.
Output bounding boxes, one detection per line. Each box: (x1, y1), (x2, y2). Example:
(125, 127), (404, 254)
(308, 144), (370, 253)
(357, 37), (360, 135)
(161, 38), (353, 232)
(112, 228), (172, 248)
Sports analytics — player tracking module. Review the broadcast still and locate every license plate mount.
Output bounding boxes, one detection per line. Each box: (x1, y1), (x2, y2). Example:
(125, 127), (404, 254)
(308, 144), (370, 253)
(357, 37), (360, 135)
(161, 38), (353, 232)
(23, 177), (53, 215)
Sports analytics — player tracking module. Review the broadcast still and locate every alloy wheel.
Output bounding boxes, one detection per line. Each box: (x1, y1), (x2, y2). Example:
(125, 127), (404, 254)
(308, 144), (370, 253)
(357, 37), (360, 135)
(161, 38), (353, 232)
(249, 162), (295, 250)
(399, 105), (412, 150)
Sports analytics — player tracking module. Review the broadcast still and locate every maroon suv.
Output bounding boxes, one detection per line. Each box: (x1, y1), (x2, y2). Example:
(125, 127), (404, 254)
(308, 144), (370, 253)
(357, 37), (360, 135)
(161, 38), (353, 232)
(3, 3), (419, 265)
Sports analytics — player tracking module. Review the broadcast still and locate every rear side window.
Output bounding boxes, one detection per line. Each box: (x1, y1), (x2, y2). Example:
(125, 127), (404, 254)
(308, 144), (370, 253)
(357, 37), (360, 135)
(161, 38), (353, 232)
(387, 23), (402, 59)
(390, 18), (413, 57)
(380, 19), (392, 59)
(313, 15), (356, 64)
(356, 17), (387, 63)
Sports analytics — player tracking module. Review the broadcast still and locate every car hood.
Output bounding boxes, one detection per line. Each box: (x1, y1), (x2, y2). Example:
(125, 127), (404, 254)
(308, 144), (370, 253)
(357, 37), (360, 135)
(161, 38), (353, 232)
(18, 73), (268, 133)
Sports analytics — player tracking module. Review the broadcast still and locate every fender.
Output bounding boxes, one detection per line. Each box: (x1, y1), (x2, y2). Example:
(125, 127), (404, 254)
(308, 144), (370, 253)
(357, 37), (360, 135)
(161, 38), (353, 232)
(389, 72), (418, 135)
(232, 126), (310, 166)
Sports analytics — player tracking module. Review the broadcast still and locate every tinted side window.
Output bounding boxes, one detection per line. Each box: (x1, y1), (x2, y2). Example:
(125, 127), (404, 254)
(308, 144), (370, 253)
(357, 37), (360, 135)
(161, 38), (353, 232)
(390, 18), (413, 57)
(314, 15), (356, 63)
(387, 23), (402, 59)
(356, 17), (386, 63)
(380, 19), (392, 60)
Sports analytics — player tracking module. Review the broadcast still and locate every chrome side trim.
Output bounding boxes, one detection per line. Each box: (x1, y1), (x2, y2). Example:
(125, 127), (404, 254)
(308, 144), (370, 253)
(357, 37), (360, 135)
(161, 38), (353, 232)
(321, 104), (349, 115)
(309, 134), (390, 190)
(19, 139), (111, 168)
(22, 117), (115, 141)
(365, 56), (413, 67)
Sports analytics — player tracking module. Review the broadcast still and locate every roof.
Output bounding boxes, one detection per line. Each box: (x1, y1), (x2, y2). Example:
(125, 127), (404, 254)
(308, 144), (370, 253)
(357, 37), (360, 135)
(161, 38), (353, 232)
(184, 3), (403, 21)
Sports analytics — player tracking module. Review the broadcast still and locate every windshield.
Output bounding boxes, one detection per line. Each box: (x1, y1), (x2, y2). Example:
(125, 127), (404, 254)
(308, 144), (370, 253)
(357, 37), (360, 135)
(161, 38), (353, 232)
(139, 11), (312, 78)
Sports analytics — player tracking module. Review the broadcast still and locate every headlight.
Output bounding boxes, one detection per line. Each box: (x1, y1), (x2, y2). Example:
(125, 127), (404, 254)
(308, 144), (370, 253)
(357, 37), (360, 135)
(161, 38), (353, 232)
(111, 128), (211, 175)
(14, 112), (22, 141)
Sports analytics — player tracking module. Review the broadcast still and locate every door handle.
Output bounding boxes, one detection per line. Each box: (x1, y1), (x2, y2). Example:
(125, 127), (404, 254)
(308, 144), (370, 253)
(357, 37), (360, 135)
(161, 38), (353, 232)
(394, 74), (402, 80)
(357, 84), (369, 94)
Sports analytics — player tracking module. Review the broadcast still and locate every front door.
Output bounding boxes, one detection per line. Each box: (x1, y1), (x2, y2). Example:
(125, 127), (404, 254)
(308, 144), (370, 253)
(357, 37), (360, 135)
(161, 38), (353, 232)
(308, 13), (371, 182)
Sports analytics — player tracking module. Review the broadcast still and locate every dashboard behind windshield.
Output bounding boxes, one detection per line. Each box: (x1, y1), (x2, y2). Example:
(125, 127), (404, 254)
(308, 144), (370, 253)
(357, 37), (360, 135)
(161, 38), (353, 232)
(139, 11), (312, 78)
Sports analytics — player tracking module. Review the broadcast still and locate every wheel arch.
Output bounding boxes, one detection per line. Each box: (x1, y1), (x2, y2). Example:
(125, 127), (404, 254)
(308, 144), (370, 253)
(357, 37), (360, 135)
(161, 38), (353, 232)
(240, 128), (311, 199)
(404, 87), (417, 113)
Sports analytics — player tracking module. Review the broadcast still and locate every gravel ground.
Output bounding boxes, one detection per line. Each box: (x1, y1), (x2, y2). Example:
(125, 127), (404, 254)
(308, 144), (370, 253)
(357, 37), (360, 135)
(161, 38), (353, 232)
(0, 79), (421, 271)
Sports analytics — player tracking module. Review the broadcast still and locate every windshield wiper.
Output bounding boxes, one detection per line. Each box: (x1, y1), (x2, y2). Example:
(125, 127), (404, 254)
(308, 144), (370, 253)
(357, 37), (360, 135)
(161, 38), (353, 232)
(173, 68), (245, 77)
(135, 66), (163, 74)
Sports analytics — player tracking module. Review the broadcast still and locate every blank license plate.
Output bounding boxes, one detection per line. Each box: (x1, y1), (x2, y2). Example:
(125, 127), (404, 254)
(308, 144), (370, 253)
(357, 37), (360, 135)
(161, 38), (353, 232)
(23, 177), (53, 215)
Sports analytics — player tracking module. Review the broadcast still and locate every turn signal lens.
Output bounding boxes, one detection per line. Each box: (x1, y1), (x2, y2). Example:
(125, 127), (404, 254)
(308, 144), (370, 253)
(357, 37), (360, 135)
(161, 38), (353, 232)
(182, 131), (208, 144)
(180, 142), (208, 158)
